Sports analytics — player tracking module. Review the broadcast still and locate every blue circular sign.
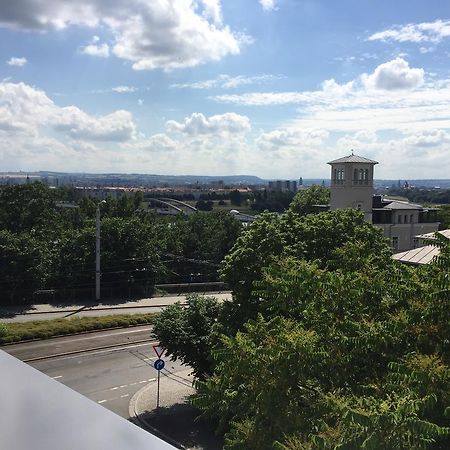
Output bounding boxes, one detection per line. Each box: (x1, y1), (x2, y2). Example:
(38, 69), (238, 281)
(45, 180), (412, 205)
(154, 359), (165, 371)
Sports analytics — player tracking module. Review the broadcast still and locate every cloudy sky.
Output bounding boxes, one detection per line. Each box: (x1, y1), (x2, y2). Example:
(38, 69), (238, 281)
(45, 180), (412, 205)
(1, 0), (450, 179)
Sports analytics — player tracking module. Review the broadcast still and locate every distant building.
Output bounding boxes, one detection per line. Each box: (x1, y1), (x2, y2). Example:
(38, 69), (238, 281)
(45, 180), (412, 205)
(328, 153), (440, 252)
(268, 179), (298, 193)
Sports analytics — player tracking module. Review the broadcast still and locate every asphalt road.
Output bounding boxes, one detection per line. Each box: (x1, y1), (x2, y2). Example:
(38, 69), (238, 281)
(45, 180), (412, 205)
(2, 327), (187, 419)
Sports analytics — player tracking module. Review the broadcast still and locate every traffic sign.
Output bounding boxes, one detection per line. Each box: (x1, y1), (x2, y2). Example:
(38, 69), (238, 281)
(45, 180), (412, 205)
(154, 359), (165, 371)
(152, 344), (165, 358)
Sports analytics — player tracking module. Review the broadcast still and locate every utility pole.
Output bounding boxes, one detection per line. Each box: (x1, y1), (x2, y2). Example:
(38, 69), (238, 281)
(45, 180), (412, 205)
(95, 206), (101, 301)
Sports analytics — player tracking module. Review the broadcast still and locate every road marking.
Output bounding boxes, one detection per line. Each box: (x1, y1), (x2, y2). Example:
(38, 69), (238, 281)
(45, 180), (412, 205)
(120, 394), (129, 398)
(44, 342), (154, 361)
(98, 400), (107, 404)
(110, 386), (119, 390)
(50, 327), (153, 343)
(52, 375), (63, 379)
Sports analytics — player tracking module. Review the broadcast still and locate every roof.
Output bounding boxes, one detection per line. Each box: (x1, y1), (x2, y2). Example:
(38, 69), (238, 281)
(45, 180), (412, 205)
(382, 200), (423, 210)
(327, 154), (378, 165)
(415, 229), (450, 240)
(392, 245), (440, 265)
(0, 350), (175, 450)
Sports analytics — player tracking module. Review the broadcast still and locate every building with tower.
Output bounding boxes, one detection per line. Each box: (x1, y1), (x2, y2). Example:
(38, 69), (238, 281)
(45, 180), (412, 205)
(328, 152), (439, 252)
(328, 153), (377, 222)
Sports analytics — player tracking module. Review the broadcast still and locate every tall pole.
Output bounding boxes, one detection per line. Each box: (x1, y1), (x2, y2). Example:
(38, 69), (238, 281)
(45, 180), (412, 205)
(95, 206), (101, 301)
(156, 370), (160, 410)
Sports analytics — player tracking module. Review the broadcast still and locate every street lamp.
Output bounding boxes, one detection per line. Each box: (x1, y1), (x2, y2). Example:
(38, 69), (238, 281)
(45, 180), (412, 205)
(95, 200), (106, 301)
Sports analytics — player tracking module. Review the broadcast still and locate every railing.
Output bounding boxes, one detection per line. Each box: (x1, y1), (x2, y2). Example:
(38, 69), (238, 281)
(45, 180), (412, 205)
(352, 179), (370, 186)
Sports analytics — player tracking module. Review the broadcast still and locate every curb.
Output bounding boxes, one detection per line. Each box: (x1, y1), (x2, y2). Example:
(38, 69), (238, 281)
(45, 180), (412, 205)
(5, 302), (188, 317)
(22, 338), (157, 362)
(129, 382), (187, 450)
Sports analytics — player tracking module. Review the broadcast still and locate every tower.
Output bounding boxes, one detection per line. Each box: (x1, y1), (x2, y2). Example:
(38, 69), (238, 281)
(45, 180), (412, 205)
(328, 152), (378, 222)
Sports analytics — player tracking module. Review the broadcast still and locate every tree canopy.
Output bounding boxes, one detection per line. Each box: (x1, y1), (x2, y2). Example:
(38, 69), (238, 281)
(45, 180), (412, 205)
(153, 206), (450, 449)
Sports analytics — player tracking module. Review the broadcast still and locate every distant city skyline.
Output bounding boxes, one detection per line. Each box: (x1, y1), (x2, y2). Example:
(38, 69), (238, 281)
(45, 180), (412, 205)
(1, 1), (450, 178)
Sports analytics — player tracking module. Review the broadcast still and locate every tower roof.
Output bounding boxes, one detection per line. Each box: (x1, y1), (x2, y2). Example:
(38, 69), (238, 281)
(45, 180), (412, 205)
(327, 154), (378, 165)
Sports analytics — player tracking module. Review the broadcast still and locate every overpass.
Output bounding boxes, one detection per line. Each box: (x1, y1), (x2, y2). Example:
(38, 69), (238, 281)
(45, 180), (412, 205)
(148, 198), (198, 216)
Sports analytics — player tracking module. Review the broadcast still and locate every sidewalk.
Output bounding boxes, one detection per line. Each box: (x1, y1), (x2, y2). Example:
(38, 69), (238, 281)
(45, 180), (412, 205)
(129, 369), (223, 450)
(0, 293), (232, 322)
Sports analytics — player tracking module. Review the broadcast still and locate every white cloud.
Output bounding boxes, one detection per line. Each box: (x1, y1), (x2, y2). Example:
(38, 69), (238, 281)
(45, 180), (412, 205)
(257, 128), (329, 152)
(259, 0), (277, 12)
(0, 81), (136, 142)
(112, 85), (137, 93)
(7, 57), (27, 66)
(362, 57), (424, 91)
(213, 58), (423, 105)
(368, 19), (450, 44)
(166, 112), (250, 136)
(172, 74), (283, 90)
(52, 107), (135, 141)
(0, 1), (249, 70)
(81, 42), (110, 58)
(201, 0), (222, 25)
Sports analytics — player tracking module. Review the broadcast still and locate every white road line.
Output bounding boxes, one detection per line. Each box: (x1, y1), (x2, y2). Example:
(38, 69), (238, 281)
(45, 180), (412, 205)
(119, 385), (128, 388)
(120, 394), (129, 398)
(52, 375), (63, 379)
(98, 400), (107, 404)
(51, 328), (153, 343)
(48, 342), (154, 361)
(110, 386), (119, 390)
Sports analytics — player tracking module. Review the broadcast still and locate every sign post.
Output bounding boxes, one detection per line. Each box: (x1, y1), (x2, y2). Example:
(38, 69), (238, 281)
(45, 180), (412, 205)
(152, 344), (165, 410)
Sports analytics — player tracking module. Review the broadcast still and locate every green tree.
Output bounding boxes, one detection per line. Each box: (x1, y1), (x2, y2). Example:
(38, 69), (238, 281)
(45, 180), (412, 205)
(229, 190), (242, 206)
(152, 294), (222, 379)
(0, 230), (44, 304)
(288, 185), (330, 216)
(0, 182), (60, 233)
(438, 205), (450, 229)
(220, 208), (391, 330)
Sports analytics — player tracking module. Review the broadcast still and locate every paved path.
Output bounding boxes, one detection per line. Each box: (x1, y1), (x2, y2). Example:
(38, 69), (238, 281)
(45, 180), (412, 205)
(0, 293), (232, 323)
(130, 369), (223, 450)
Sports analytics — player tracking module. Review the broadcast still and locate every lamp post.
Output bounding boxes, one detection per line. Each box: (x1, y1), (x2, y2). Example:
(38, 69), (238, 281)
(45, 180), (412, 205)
(95, 200), (106, 301)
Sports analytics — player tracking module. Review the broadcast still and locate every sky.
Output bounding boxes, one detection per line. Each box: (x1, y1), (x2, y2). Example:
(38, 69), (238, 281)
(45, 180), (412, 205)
(1, 0), (450, 179)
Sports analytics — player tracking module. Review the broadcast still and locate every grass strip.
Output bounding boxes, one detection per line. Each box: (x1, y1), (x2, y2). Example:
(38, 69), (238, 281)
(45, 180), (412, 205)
(0, 313), (155, 345)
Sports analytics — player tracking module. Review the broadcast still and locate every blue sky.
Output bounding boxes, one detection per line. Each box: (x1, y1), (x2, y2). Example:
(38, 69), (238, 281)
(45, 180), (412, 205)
(1, 0), (450, 179)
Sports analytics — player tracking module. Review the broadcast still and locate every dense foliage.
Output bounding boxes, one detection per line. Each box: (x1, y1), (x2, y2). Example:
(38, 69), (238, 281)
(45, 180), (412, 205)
(388, 187), (450, 205)
(0, 183), (241, 304)
(154, 206), (450, 449)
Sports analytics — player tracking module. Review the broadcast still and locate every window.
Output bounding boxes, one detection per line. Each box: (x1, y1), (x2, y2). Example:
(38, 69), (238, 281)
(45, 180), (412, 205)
(398, 215), (402, 224)
(334, 168), (344, 184)
(392, 236), (399, 250)
(410, 214), (414, 223)
(404, 214), (408, 224)
(353, 167), (369, 185)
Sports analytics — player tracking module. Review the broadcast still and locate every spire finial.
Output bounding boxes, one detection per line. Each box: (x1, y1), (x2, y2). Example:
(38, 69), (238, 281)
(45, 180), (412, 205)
(351, 149), (354, 155)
